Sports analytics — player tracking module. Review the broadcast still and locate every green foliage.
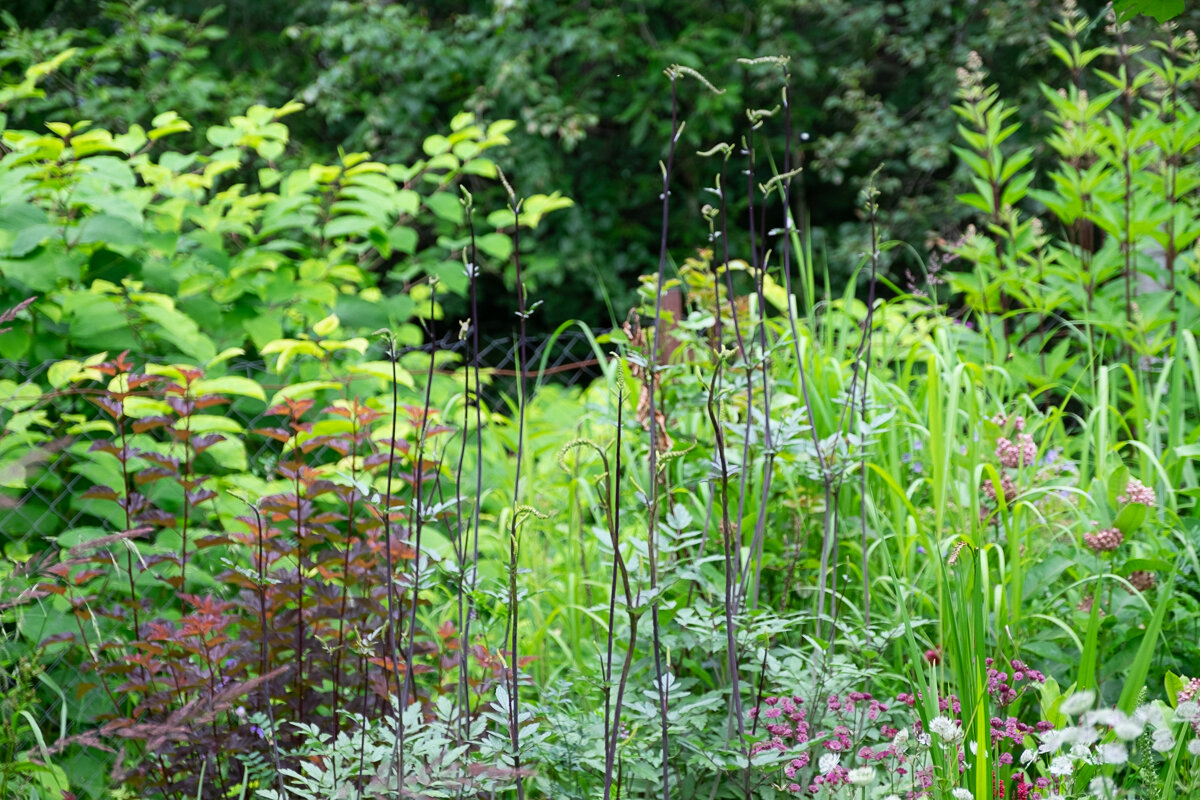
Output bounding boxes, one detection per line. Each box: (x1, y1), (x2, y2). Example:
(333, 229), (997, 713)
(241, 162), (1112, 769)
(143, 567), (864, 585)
(1116, 0), (1188, 22)
(1, 2), (242, 140)
(0, 58), (565, 363)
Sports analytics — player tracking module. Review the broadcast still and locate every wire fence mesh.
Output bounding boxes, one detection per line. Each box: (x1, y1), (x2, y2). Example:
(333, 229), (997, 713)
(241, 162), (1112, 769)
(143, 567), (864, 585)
(0, 327), (608, 749)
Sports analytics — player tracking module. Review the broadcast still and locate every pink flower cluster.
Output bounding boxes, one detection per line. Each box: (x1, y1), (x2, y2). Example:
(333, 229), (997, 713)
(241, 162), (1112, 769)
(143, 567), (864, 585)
(896, 691), (962, 715)
(982, 472), (1017, 503)
(827, 691), (888, 720)
(806, 763), (848, 793)
(750, 691), (900, 795)
(996, 434), (1037, 468)
(751, 661), (1058, 798)
(992, 413), (1026, 432)
(990, 716), (1039, 750)
(986, 658), (1046, 707)
(1117, 478), (1155, 506)
(749, 695), (810, 755)
(1083, 527), (1123, 553)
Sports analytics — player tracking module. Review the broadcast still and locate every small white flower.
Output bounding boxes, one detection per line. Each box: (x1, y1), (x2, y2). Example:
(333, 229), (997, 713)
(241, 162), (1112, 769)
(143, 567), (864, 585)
(818, 753), (840, 773)
(951, 789), (973, 800)
(1049, 755), (1074, 776)
(1089, 776), (1117, 798)
(1069, 743), (1094, 763)
(930, 715), (962, 742)
(847, 766), (875, 786)
(1152, 731), (1176, 752)
(891, 728), (910, 748)
(1113, 718), (1145, 740)
(1085, 709), (1121, 727)
(1135, 703), (1165, 729)
(1074, 726), (1100, 746)
(1020, 748), (1037, 765)
(1188, 739), (1200, 756)
(917, 732), (932, 747)
(1039, 729), (1070, 753)
(1060, 690), (1096, 715)
(1176, 700), (1200, 723)
(884, 795), (902, 800)
(1098, 741), (1128, 765)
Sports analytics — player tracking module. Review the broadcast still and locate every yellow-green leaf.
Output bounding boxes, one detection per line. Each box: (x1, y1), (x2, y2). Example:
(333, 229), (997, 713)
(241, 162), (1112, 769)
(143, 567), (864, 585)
(192, 376), (266, 401)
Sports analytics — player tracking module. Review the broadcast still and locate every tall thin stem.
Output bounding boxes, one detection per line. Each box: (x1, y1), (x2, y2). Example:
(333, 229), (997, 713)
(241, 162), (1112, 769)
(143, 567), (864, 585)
(645, 70), (681, 800)
(501, 174), (529, 800)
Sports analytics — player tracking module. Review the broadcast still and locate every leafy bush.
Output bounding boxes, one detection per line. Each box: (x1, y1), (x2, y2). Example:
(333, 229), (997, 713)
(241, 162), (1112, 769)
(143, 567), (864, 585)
(0, 47), (571, 364)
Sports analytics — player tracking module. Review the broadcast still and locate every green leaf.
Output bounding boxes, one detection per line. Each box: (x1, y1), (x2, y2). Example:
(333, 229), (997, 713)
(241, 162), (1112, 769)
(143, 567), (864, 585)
(267, 380), (343, 407)
(424, 193), (462, 224)
(312, 314), (340, 337)
(73, 214), (142, 249)
(192, 376), (266, 402)
(389, 226), (417, 255)
(422, 134), (451, 156)
(0, 204), (49, 235)
(183, 414), (243, 434)
(205, 438), (247, 471)
(122, 397), (173, 417)
(1114, 0), (1184, 22)
(1112, 503), (1148, 536)
(139, 304), (216, 362)
(323, 214), (375, 239)
(347, 361), (415, 388)
(476, 232), (513, 262)
(244, 315), (283, 350)
(8, 224), (57, 257)
(1165, 672), (1184, 707)
(395, 189), (420, 216)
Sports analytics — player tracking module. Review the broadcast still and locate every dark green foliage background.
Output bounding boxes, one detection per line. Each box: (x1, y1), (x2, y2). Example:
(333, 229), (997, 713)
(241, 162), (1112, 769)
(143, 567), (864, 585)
(12, 0), (1191, 335)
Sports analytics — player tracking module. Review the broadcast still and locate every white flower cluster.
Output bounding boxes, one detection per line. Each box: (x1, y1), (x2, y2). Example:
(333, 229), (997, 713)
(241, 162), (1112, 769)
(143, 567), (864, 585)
(1027, 698), (1200, 793)
(929, 715), (963, 742)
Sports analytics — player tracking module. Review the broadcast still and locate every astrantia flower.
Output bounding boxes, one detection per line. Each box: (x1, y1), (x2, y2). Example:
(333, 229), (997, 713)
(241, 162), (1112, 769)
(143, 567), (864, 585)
(847, 766), (875, 785)
(1039, 729), (1071, 753)
(930, 715), (962, 741)
(1049, 755), (1074, 776)
(1188, 739), (1200, 756)
(1060, 690), (1096, 716)
(1089, 776), (1117, 797)
(1136, 703), (1166, 729)
(1098, 742), (1127, 765)
(1069, 743), (1093, 762)
(892, 728), (909, 748)
(1020, 748), (1036, 765)
(1152, 730), (1176, 752)
(1176, 700), (1200, 723)
(818, 753), (839, 773)
(952, 789), (973, 800)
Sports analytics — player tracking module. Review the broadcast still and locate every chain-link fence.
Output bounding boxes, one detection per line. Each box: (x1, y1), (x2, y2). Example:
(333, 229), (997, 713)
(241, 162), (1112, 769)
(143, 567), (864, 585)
(0, 328), (608, 766)
(1, 326), (607, 540)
